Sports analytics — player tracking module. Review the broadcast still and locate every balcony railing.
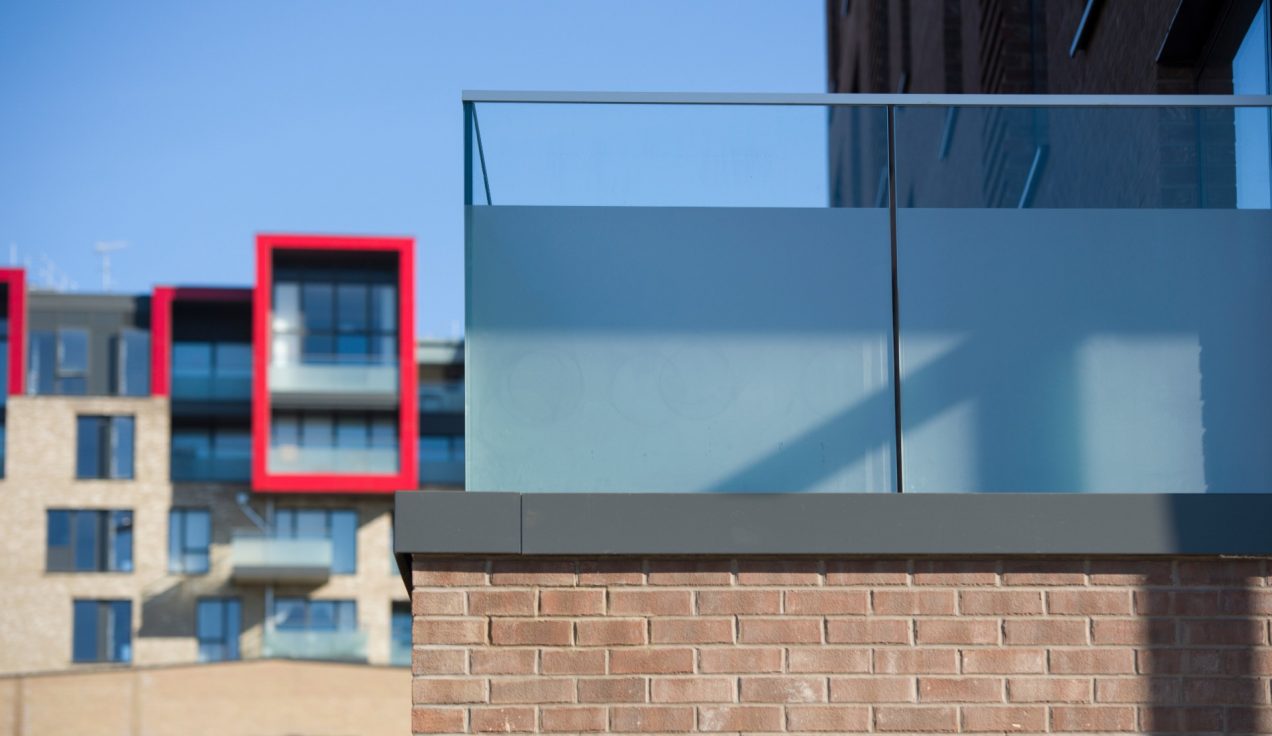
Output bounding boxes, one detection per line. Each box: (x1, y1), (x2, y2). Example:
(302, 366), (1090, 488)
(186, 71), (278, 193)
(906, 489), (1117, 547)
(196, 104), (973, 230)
(267, 446), (399, 475)
(172, 374), (252, 402)
(171, 453), (251, 483)
(464, 92), (1272, 495)
(261, 629), (367, 662)
(230, 534), (332, 583)
(420, 459), (464, 487)
(269, 359), (398, 407)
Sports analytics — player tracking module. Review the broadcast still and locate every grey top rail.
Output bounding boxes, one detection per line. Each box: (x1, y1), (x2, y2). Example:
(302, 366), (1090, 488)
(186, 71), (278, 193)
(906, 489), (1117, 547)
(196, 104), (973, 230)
(463, 90), (1272, 107)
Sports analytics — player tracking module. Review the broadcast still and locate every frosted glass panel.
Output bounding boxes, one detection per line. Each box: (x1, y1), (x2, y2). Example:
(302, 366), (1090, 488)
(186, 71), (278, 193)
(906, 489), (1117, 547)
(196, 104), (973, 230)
(468, 206), (895, 493)
(898, 209), (1272, 492)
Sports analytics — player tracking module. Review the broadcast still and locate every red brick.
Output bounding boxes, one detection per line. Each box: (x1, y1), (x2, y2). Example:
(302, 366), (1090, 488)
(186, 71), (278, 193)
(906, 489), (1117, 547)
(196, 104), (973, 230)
(470, 707), (535, 733)
(960, 590), (1044, 615)
(491, 619), (572, 646)
(1170, 591), (1221, 615)
(411, 707), (465, 733)
(1006, 677), (1091, 703)
(471, 648), (537, 675)
(1179, 559), (1264, 586)
(414, 618), (486, 645)
(1001, 560), (1086, 585)
(913, 560), (998, 586)
(738, 617), (822, 644)
(917, 677), (1001, 702)
(541, 706), (607, 733)
(491, 559), (576, 586)
(1220, 589), (1272, 615)
(578, 559), (644, 586)
(740, 676), (827, 703)
(1050, 649), (1136, 674)
(1138, 706), (1225, 733)
(700, 647), (784, 673)
(650, 617), (733, 644)
(874, 705), (958, 732)
(539, 588), (605, 616)
(1091, 618), (1175, 646)
(874, 590), (957, 615)
(785, 590), (869, 615)
(917, 619), (998, 645)
(1003, 619), (1086, 645)
(826, 559), (908, 585)
(1228, 707), (1272, 734)
(697, 705), (783, 732)
(412, 648), (467, 675)
(789, 648), (871, 674)
(1089, 560), (1173, 586)
(577, 677), (647, 703)
(1051, 705), (1137, 732)
(489, 677), (575, 704)
(697, 590), (781, 615)
(827, 618), (910, 644)
(736, 559), (821, 585)
(468, 590), (536, 616)
(1182, 678), (1270, 705)
(610, 705), (694, 732)
(1095, 677), (1180, 703)
(786, 705), (871, 732)
(610, 648), (695, 674)
(542, 649), (606, 675)
(962, 649), (1046, 674)
(413, 558), (487, 586)
(577, 619), (647, 646)
(874, 649), (959, 674)
(412, 678), (486, 704)
(1134, 590), (1172, 615)
(609, 590), (693, 616)
(650, 677), (735, 703)
(647, 559), (732, 586)
(830, 676), (915, 702)
(961, 705), (1046, 732)
(1182, 619), (1267, 646)
(1047, 590), (1132, 615)
(412, 589), (466, 615)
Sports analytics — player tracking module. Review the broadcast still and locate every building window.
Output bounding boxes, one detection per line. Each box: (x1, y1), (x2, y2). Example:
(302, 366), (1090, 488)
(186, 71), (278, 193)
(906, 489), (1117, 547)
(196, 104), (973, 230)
(390, 601), (411, 666)
(272, 508), (357, 574)
(47, 510), (133, 572)
(168, 508), (211, 574)
(72, 600), (131, 663)
(196, 598), (241, 662)
(76, 415), (135, 480)
(113, 328), (150, 396)
(171, 422), (251, 482)
(28, 328), (89, 395)
(172, 341), (252, 400)
(419, 434), (464, 485)
(269, 410), (398, 474)
(272, 280), (397, 366)
(273, 597), (356, 632)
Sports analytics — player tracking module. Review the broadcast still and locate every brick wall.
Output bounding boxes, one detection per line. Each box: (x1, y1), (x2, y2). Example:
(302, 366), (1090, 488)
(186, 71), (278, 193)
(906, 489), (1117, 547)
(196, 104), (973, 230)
(410, 557), (1272, 734)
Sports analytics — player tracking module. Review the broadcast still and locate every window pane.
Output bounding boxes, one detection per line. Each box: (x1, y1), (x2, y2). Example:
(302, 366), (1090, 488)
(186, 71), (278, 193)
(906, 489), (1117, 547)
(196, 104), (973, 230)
(58, 376), (87, 395)
(76, 417), (103, 479)
(295, 509), (326, 538)
(271, 334), (300, 366)
(168, 510), (183, 572)
(370, 335), (396, 364)
(110, 601), (131, 663)
(330, 510), (357, 575)
(335, 415), (368, 449)
(453, 437), (465, 461)
(370, 285), (397, 332)
(335, 334), (368, 361)
(57, 329), (88, 375)
(301, 334), (334, 364)
(72, 600), (98, 662)
(334, 600), (357, 631)
(273, 509), (296, 538)
(271, 414), (299, 449)
(301, 414), (332, 448)
(118, 329), (150, 396)
(215, 344), (252, 377)
(111, 511), (133, 573)
(28, 331), (55, 394)
(172, 343), (212, 375)
(47, 510), (71, 571)
(370, 416), (396, 448)
(273, 283), (301, 332)
(111, 417), (135, 480)
(302, 283), (334, 332)
(171, 430), (211, 482)
(225, 599), (241, 660)
(308, 600), (336, 630)
(197, 600), (223, 639)
(336, 284), (369, 332)
(73, 511), (99, 571)
(391, 604), (411, 646)
(274, 598), (306, 630)
(420, 437), (450, 463)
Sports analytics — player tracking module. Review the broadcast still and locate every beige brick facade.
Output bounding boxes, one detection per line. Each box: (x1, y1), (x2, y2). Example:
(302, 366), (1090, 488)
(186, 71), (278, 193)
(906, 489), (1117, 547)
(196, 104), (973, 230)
(408, 556), (1272, 734)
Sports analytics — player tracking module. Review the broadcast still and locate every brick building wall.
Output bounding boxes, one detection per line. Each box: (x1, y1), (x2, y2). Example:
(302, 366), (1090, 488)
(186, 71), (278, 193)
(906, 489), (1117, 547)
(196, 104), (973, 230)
(408, 556), (1272, 734)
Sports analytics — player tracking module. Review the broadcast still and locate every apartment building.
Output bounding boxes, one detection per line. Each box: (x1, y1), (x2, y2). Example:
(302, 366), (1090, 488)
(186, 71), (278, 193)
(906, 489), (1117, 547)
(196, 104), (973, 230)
(0, 235), (463, 684)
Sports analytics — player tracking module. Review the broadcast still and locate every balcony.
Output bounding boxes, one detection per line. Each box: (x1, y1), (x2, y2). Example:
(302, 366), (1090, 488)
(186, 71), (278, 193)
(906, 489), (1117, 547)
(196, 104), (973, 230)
(261, 629), (367, 662)
(463, 93), (1272, 495)
(230, 534), (332, 583)
(171, 453), (251, 483)
(269, 361), (398, 409)
(267, 446), (399, 475)
(420, 459), (464, 487)
(172, 374), (252, 402)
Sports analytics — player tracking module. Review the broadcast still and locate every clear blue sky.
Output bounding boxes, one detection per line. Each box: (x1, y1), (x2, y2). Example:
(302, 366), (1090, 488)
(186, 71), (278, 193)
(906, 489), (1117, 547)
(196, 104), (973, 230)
(0, 2), (825, 338)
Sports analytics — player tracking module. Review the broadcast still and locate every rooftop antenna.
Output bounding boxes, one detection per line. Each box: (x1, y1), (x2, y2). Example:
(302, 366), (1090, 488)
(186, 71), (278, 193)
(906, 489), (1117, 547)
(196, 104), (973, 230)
(93, 240), (127, 291)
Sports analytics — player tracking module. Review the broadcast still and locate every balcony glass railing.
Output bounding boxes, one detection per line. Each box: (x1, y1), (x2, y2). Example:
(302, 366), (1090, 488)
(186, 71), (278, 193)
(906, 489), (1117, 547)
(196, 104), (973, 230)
(267, 446), (399, 474)
(230, 534), (333, 582)
(269, 360), (398, 397)
(420, 381), (464, 412)
(172, 374), (252, 401)
(261, 629), (367, 662)
(420, 459), (464, 486)
(171, 453), (251, 483)
(464, 93), (1272, 494)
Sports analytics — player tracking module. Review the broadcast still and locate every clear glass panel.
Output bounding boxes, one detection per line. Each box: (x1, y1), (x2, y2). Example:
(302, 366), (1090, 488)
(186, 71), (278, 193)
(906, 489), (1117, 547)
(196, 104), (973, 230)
(334, 600), (357, 631)
(273, 283), (301, 332)
(420, 437), (450, 462)
(295, 509), (327, 538)
(371, 285), (397, 331)
(28, 331), (54, 394)
(369, 415), (396, 448)
(111, 511), (133, 572)
(308, 600), (336, 630)
(336, 284), (369, 332)
(301, 414), (333, 448)
(111, 416), (135, 480)
(302, 283), (334, 332)
(335, 415), (368, 449)
(330, 510), (357, 574)
(110, 601), (131, 662)
(273, 597), (306, 630)
(57, 328), (88, 375)
(117, 329), (150, 396)
(75, 417), (103, 479)
(894, 104), (1272, 493)
(167, 509), (185, 571)
(73, 511), (99, 571)
(72, 600), (97, 662)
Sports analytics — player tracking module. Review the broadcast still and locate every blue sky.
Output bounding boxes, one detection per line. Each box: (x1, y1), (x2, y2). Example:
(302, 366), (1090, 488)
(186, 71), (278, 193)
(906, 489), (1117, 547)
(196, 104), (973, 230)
(0, 2), (825, 337)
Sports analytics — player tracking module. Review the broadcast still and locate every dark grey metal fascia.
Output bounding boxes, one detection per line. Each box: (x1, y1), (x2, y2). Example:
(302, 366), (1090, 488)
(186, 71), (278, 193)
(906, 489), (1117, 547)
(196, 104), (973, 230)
(394, 492), (1272, 557)
(461, 90), (1272, 107)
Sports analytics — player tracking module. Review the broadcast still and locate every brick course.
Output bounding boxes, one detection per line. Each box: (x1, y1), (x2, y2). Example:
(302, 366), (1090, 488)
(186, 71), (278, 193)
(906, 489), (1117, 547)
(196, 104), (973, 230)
(411, 557), (1272, 734)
